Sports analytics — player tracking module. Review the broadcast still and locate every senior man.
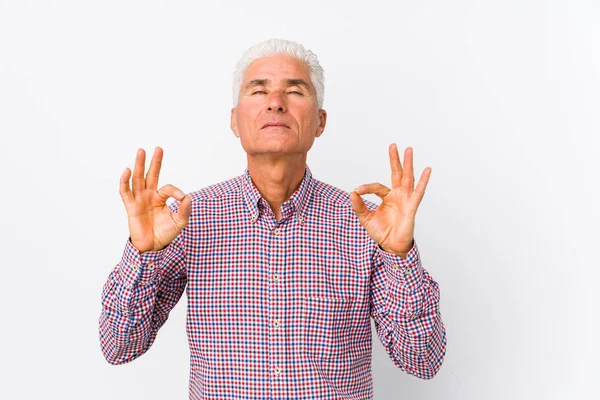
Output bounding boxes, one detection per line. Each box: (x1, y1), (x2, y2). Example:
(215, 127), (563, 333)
(100, 38), (446, 399)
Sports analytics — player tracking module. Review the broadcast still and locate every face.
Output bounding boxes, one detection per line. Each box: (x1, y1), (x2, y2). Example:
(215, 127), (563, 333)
(230, 54), (327, 158)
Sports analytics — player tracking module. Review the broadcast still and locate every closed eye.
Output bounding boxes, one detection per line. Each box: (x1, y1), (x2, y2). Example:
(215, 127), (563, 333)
(287, 91), (303, 95)
(251, 90), (266, 95)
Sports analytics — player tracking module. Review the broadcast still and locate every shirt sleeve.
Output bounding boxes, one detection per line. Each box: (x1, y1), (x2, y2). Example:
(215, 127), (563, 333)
(369, 239), (447, 379)
(99, 231), (187, 365)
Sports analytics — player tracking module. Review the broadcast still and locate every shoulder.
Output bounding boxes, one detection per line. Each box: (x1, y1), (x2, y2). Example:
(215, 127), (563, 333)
(307, 177), (376, 246)
(167, 174), (243, 212)
(310, 178), (378, 212)
(187, 174), (243, 203)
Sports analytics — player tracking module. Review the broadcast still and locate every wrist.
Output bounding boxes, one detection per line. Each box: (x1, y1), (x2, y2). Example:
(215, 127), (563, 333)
(378, 240), (414, 259)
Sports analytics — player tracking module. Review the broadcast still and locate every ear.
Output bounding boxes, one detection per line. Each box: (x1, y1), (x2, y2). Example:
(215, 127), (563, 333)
(230, 107), (240, 138)
(315, 109), (327, 138)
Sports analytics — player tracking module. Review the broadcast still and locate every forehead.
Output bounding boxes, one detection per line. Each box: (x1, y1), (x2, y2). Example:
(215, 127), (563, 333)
(243, 54), (311, 84)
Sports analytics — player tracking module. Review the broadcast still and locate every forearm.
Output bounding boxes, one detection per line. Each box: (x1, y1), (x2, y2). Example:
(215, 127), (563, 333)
(371, 242), (447, 379)
(99, 238), (186, 364)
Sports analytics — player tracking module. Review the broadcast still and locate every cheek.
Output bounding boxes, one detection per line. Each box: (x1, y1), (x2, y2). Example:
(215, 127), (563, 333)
(298, 108), (320, 131)
(236, 106), (259, 131)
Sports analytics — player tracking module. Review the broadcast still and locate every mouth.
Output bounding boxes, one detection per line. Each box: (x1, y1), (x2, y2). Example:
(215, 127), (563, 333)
(261, 123), (290, 129)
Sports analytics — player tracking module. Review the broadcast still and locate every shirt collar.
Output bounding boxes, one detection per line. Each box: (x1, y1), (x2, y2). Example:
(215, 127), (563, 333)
(241, 165), (313, 224)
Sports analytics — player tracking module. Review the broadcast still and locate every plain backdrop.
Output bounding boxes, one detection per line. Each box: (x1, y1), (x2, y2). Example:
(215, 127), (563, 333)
(1, 1), (598, 399)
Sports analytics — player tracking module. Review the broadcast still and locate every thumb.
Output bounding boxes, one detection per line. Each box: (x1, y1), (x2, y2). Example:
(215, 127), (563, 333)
(350, 191), (371, 226)
(173, 195), (192, 228)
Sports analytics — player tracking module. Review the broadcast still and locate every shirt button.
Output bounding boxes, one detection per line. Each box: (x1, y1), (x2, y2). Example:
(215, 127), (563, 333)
(273, 228), (281, 236)
(274, 367), (281, 375)
(251, 215), (257, 222)
(148, 263), (155, 271)
(132, 264), (139, 271)
(298, 216), (304, 223)
(410, 314), (418, 320)
(403, 267), (411, 275)
(122, 310), (129, 316)
(272, 273), (279, 281)
(273, 319), (280, 328)
(392, 264), (399, 270)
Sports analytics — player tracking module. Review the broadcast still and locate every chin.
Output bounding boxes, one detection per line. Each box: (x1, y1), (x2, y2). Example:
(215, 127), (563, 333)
(247, 145), (300, 156)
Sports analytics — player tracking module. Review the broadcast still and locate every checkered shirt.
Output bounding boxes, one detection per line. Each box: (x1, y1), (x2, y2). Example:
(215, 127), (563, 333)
(99, 165), (446, 399)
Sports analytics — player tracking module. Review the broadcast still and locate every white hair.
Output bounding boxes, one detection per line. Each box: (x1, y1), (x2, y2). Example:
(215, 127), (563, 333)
(232, 38), (325, 108)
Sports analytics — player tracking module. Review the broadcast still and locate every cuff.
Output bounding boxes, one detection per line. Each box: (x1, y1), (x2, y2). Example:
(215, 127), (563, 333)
(118, 238), (165, 287)
(378, 240), (423, 292)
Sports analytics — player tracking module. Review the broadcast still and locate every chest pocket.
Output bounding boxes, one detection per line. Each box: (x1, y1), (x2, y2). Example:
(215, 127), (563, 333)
(299, 296), (356, 361)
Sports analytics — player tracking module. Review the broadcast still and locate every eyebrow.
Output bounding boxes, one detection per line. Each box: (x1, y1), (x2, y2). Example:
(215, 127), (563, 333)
(285, 79), (311, 90)
(244, 79), (312, 91)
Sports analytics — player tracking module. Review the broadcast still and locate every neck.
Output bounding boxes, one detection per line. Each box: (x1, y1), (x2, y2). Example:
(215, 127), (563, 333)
(247, 154), (307, 222)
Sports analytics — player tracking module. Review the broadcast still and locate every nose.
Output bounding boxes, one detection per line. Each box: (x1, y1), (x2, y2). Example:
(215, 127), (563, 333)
(266, 90), (287, 113)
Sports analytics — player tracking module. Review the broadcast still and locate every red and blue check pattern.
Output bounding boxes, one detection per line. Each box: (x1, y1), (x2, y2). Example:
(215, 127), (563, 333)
(100, 165), (446, 399)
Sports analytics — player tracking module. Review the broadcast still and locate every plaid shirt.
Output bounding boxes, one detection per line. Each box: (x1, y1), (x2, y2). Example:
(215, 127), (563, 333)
(100, 165), (446, 399)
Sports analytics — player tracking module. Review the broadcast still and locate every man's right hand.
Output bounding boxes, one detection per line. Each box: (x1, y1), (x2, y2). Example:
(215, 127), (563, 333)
(119, 147), (191, 253)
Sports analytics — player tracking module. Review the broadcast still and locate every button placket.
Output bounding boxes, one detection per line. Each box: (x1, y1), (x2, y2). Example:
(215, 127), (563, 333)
(269, 222), (285, 379)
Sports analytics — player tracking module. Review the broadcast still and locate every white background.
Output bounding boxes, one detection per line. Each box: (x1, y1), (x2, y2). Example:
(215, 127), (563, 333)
(1, 1), (598, 399)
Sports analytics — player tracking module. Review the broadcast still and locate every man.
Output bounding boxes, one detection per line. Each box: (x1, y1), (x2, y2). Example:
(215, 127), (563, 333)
(100, 38), (446, 399)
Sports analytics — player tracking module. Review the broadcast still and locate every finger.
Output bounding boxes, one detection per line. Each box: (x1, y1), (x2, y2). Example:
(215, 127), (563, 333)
(354, 182), (391, 199)
(132, 148), (146, 195)
(146, 146), (163, 191)
(157, 184), (186, 202)
(119, 167), (134, 204)
(402, 147), (415, 192)
(172, 195), (192, 229)
(411, 167), (432, 207)
(350, 191), (373, 226)
(389, 143), (403, 188)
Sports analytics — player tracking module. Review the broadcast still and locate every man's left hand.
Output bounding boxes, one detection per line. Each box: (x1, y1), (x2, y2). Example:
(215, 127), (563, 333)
(350, 144), (431, 259)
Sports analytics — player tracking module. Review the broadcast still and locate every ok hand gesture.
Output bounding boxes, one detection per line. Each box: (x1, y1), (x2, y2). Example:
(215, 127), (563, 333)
(350, 144), (431, 258)
(119, 147), (191, 253)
